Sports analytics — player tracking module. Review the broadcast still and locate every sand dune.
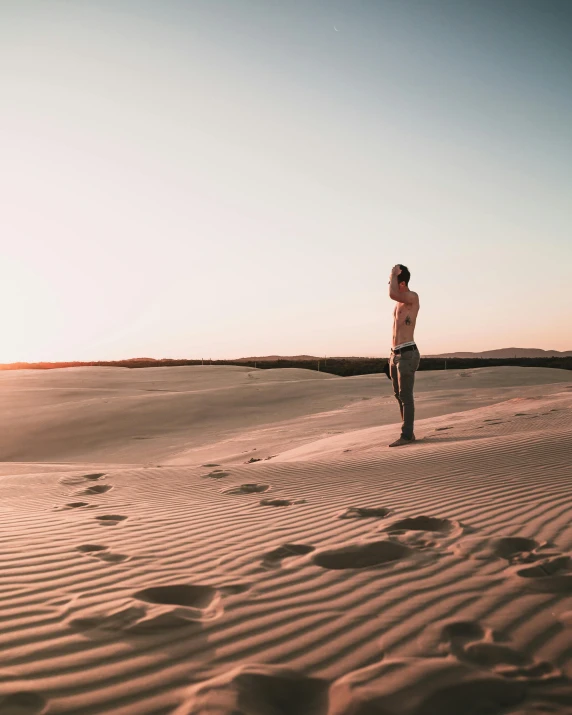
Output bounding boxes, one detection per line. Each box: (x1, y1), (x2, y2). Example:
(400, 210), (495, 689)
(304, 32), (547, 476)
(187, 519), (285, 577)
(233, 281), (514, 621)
(0, 365), (569, 465)
(0, 365), (571, 714)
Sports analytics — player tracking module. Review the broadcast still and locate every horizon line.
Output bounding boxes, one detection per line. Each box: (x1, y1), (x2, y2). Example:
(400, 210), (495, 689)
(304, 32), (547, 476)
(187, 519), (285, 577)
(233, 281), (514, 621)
(1, 346), (572, 368)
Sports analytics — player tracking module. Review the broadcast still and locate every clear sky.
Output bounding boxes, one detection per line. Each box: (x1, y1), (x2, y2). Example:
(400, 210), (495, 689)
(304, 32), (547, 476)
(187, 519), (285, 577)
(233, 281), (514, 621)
(1, 0), (571, 362)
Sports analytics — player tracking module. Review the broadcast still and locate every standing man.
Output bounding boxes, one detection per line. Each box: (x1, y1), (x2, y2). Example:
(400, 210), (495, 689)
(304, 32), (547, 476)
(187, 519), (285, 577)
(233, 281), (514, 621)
(388, 264), (420, 446)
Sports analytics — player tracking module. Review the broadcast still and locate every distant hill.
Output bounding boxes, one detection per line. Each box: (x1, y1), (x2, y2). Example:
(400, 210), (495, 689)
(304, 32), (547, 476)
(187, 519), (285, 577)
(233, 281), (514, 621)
(234, 355), (319, 362)
(236, 348), (572, 361)
(2, 349), (571, 374)
(427, 348), (572, 358)
(233, 355), (371, 362)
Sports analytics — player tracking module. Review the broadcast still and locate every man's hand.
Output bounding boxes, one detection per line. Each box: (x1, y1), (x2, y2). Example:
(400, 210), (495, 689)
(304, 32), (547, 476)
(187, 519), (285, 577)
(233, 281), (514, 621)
(389, 264), (413, 303)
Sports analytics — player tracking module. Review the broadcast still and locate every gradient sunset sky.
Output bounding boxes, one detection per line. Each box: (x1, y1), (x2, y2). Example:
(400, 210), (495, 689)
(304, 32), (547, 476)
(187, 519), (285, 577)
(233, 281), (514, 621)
(1, 0), (571, 362)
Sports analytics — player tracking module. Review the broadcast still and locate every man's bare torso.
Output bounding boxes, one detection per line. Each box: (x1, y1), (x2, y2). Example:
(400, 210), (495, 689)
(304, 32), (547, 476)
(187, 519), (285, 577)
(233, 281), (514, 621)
(392, 294), (420, 347)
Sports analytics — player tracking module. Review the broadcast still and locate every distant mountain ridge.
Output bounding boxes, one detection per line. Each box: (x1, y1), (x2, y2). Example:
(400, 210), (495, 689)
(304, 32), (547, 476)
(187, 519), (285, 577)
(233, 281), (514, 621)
(426, 348), (572, 358)
(2, 349), (570, 373)
(236, 348), (572, 360)
(234, 355), (319, 362)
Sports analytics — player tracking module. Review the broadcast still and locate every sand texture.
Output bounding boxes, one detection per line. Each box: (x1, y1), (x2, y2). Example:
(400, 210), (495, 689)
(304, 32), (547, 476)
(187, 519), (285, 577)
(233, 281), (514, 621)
(1, 365), (572, 714)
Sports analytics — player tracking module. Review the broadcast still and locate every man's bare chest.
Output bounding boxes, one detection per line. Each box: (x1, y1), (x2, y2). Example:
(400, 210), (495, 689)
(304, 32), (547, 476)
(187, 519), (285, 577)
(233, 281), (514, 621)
(394, 304), (415, 325)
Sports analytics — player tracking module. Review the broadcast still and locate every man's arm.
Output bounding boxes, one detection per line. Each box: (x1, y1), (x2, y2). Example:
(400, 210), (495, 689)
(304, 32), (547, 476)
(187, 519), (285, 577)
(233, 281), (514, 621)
(389, 270), (415, 303)
(389, 273), (403, 301)
(388, 264), (417, 303)
(390, 284), (416, 303)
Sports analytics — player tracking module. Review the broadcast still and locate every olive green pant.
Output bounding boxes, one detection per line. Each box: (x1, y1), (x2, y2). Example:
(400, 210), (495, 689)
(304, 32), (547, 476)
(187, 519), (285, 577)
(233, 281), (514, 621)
(389, 348), (421, 440)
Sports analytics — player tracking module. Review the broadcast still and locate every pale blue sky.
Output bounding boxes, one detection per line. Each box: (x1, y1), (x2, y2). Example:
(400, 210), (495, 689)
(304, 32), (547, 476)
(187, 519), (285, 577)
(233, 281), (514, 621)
(1, 0), (570, 362)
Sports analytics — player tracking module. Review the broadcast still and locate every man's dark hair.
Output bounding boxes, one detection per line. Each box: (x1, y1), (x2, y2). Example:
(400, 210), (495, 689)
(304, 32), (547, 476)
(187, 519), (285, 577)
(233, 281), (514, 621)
(398, 264), (411, 286)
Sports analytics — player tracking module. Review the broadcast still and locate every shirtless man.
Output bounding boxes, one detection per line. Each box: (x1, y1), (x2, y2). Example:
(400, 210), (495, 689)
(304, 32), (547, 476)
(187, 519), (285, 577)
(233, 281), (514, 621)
(388, 264), (420, 446)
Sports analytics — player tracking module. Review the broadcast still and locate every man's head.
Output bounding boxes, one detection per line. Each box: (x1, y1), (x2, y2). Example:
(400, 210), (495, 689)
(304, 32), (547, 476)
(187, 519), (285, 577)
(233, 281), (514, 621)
(398, 264), (410, 289)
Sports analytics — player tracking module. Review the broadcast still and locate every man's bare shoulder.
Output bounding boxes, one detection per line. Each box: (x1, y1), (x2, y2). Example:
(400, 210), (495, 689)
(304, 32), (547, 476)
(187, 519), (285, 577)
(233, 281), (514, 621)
(392, 289), (419, 305)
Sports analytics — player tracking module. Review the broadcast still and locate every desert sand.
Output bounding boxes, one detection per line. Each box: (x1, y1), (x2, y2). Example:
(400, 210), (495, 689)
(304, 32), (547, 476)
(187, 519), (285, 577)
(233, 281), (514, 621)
(0, 364), (571, 714)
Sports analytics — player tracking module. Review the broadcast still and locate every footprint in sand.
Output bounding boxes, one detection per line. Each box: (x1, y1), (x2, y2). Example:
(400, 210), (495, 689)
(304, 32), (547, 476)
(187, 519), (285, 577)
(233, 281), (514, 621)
(76, 544), (129, 564)
(439, 620), (487, 644)
(259, 498), (306, 507)
(202, 463), (220, 467)
(76, 484), (113, 496)
(69, 604), (147, 632)
(128, 584), (222, 630)
(202, 470), (230, 479)
(175, 665), (328, 715)
(55, 501), (92, 510)
(329, 657), (525, 714)
(59, 472), (106, 486)
(425, 619), (561, 682)
(77, 544), (108, 553)
(461, 641), (559, 680)
(219, 583), (251, 596)
(0, 692), (47, 714)
(491, 536), (543, 560)
(134, 584), (217, 609)
(452, 535), (572, 591)
(69, 584), (224, 634)
(454, 535), (560, 563)
(223, 483), (270, 495)
(312, 540), (411, 570)
(382, 516), (468, 551)
(262, 543), (315, 568)
(383, 515), (457, 534)
(418, 619), (489, 655)
(96, 552), (130, 564)
(515, 555), (572, 593)
(339, 506), (391, 519)
(95, 514), (128, 526)
(435, 426), (454, 431)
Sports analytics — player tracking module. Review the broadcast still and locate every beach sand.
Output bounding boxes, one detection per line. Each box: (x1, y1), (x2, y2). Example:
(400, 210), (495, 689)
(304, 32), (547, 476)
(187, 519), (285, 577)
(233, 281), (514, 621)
(1, 365), (571, 714)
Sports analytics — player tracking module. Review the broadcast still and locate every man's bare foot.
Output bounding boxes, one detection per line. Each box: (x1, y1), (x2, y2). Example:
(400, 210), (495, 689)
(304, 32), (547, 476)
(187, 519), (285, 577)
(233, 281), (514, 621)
(389, 436), (416, 447)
